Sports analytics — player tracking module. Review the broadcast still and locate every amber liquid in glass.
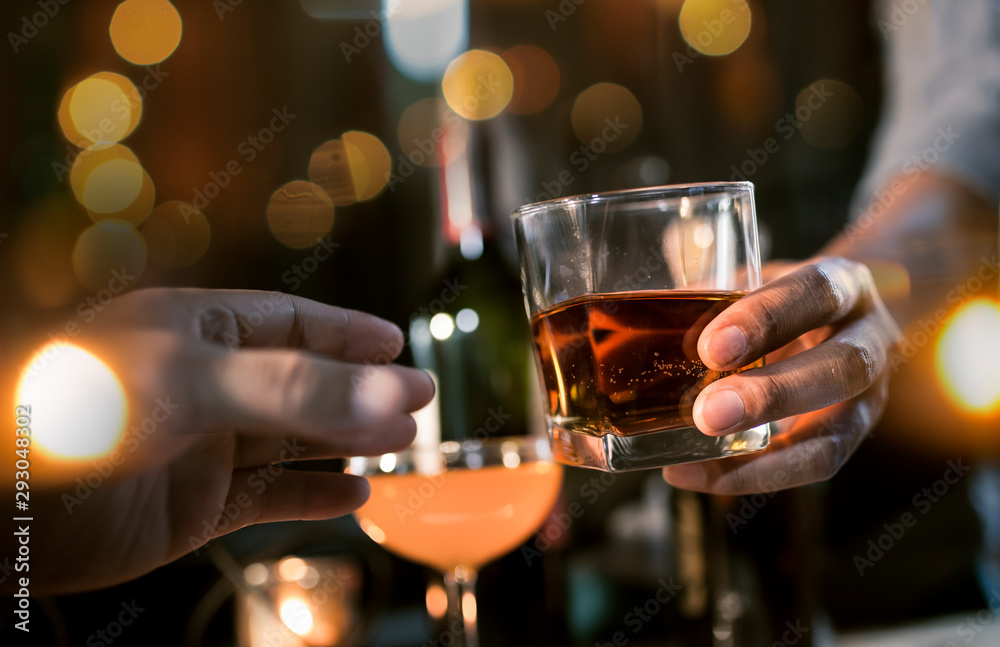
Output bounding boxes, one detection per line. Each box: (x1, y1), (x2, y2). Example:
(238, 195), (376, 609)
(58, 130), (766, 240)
(530, 290), (759, 437)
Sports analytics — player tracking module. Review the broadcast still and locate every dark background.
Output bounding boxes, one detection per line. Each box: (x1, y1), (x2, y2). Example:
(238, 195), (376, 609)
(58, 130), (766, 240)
(5, 1), (986, 646)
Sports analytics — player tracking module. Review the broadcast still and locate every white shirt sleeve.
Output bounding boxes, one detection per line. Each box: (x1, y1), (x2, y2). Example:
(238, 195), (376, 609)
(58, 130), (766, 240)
(854, 0), (1000, 210)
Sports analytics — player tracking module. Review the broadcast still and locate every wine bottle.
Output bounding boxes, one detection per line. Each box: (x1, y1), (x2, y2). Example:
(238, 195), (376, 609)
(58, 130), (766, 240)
(407, 122), (538, 446)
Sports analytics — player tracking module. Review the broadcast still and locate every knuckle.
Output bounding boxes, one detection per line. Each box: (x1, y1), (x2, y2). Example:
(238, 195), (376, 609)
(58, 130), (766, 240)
(271, 355), (322, 415)
(801, 263), (846, 318)
(836, 340), (879, 394)
(748, 372), (795, 420)
(808, 438), (845, 481)
(197, 305), (240, 345)
(749, 292), (785, 348)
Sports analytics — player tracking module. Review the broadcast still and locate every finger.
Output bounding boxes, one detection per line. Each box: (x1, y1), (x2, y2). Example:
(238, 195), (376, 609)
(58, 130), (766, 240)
(698, 257), (873, 371)
(692, 312), (892, 435)
(232, 415), (418, 468)
(196, 349), (434, 438)
(664, 388), (885, 495)
(219, 470), (372, 534)
(185, 289), (405, 363)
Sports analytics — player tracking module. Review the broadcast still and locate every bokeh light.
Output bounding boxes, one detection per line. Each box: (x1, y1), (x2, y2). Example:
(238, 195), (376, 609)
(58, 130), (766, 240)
(72, 219), (148, 291)
(384, 0), (468, 81)
(141, 200), (211, 268)
(85, 166), (155, 226)
(936, 298), (1000, 414)
(502, 45), (560, 115)
(343, 131), (392, 201)
(266, 180), (335, 249)
(397, 98), (468, 168)
(442, 49), (514, 121)
(279, 598), (313, 636)
(426, 582), (448, 620)
(308, 139), (357, 206)
(797, 79), (865, 150)
(429, 313), (455, 340)
(278, 557), (309, 582)
(570, 83), (642, 152)
(69, 144), (140, 204)
(110, 0), (183, 65)
(58, 73), (141, 147)
(17, 343), (128, 460)
(81, 158), (146, 214)
(678, 0), (752, 56)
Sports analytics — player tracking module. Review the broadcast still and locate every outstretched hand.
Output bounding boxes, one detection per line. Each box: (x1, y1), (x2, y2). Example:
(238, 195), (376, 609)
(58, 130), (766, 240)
(6, 288), (434, 593)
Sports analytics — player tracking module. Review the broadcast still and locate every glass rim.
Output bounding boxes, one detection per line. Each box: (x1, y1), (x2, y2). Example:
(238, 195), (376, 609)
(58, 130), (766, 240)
(510, 181), (755, 220)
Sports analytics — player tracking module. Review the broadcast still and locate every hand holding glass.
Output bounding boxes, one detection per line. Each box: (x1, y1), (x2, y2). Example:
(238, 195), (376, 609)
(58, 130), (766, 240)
(512, 182), (771, 471)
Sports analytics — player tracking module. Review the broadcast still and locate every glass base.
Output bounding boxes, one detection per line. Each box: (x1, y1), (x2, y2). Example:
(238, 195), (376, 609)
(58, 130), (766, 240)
(548, 422), (771, 472)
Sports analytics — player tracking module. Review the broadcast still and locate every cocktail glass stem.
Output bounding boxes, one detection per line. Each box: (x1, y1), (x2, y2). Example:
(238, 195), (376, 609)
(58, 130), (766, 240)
(443, 565), (479, 647)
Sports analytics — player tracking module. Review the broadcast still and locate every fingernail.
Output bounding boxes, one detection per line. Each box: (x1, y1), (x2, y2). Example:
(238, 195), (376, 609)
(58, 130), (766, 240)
(698, 390), (745, 432)
(708, 326), (747, 366)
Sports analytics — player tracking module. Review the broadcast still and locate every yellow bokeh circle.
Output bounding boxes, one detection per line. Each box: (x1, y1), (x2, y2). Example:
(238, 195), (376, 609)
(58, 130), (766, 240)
(72, 219), (148, 291)
(308, 140), (357, 207)
(796, 79), (865, 150)
(570, 83), (643, 152)
(141, 200), (211, 269)
(342, 131), (392, 202)
(58, 73), (142, 147)
(266, 181), (336, 249)
(397, 98), (468, 168)
(679, 0), (751, 57)
(442, 50), (514, 121)
(110, 0), (183, 65)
